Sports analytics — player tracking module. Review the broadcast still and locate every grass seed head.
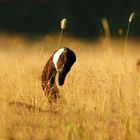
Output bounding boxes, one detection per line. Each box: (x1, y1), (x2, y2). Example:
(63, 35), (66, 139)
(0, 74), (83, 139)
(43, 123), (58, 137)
(129, 12), (135, 23)
(61, 18), (67, 29)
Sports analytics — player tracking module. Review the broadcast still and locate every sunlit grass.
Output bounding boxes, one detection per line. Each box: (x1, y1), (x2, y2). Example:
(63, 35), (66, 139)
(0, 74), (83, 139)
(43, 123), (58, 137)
(0, 35), (140, 140)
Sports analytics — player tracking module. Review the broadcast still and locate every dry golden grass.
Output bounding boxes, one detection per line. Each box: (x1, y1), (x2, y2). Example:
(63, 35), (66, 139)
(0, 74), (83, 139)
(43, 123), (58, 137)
(0, 35), (140, 140)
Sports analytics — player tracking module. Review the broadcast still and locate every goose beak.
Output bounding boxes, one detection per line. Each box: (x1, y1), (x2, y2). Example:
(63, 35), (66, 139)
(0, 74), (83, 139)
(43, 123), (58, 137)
(58, 68), (67, 86)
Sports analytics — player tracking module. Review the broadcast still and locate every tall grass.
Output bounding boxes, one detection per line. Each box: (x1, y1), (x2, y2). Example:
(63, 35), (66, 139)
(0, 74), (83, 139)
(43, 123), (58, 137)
(57, 18), (67, 49)
(124, 12), (135, 69)
(0, 35), (140, 140)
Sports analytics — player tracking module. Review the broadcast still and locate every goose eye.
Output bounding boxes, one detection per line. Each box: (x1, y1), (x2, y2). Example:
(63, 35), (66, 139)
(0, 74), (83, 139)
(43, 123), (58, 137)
(61, 55), (66, 61)
(62, 55), (65, 59)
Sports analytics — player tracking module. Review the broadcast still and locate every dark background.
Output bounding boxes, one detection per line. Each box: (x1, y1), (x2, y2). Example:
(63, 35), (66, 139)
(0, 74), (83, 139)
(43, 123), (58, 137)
(0, 0), (139, 39)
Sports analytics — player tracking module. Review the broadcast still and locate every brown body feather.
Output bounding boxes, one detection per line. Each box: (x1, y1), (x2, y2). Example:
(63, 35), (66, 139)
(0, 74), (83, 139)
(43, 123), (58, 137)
(41, 55), (60, 104)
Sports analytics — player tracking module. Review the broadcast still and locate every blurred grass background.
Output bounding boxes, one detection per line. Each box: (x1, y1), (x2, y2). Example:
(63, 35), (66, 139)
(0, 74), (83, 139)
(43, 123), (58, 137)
(0, 1), (140, 140)
(0, 35), (140, 140)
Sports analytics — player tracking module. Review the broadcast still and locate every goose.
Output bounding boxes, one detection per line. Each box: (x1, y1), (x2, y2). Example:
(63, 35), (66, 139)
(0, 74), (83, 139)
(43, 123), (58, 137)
(41, 47), (76, 105)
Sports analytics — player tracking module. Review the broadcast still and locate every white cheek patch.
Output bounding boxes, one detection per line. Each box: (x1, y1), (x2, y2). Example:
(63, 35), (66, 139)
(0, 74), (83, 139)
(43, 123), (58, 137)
(53, 48), (65, 70)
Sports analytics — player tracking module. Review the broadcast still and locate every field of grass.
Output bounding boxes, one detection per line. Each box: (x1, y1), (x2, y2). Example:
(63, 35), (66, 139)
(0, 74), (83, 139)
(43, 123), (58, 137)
(0, 35), (140, 140)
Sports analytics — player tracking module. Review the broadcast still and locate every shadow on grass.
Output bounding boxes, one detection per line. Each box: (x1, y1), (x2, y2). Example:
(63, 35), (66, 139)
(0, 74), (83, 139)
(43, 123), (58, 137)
(8, 101), (52, 114)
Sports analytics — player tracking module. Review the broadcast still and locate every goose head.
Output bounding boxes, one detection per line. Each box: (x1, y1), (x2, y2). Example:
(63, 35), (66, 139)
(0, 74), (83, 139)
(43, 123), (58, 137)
(53, 48), (76, 86)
